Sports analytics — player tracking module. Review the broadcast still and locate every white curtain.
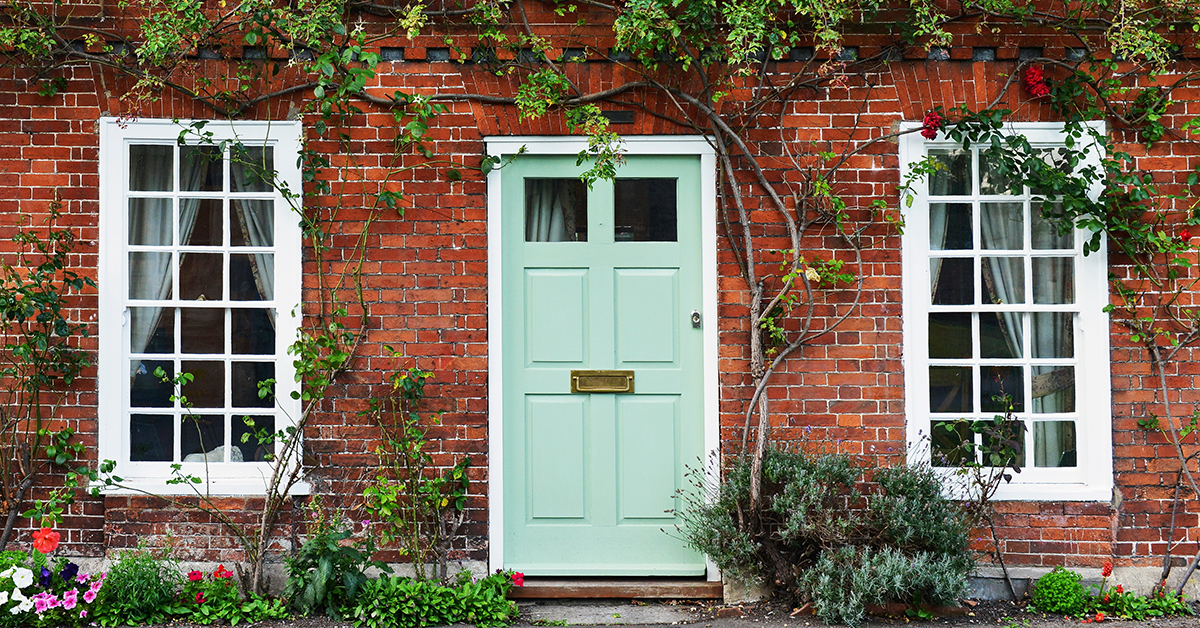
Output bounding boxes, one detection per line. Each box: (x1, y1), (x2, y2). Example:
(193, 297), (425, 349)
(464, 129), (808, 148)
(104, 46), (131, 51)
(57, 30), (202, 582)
(230, 150), (276, 311)
(525, 180), (581, 242)
(980, 206), (1024, 359)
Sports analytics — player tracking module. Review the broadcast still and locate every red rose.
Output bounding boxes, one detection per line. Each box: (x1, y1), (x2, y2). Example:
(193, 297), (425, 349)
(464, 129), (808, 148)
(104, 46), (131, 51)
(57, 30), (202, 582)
(921, 110), (942, 140)
(1180, 229), (1192, 242)
(32, 527), (60, 554)
(1024, 66), (1051, 98)
(1102, 561), (1112, 578)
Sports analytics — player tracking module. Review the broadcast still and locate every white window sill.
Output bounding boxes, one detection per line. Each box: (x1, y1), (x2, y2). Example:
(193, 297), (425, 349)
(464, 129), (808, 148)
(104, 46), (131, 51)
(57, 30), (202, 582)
(92, 477), (311, 497)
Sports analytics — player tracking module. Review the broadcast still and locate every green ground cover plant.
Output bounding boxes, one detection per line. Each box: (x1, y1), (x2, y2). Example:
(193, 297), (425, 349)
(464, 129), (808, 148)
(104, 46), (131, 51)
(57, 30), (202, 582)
(345, 570), (520, 628)
(1031, 564), (1195, 621)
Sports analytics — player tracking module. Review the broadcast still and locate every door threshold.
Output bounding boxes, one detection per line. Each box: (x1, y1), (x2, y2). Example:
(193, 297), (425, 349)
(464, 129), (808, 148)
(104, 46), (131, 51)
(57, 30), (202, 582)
(509, 577), (722, 600)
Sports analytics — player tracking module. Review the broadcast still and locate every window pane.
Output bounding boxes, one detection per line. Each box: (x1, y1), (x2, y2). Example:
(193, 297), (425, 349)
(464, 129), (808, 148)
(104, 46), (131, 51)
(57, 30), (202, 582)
(1034, 421), (1077, 467)
(231, 200), (274, 246)
(981, 365), (1023, 413)
(930, 366), (972, 413)
(931, 420), (973, 467)
(1032, 202), (1073, 249)
(1032, 312), (1073, 358)
(928, 312), (971, 358)
(929, 203), (971, 250)
(931, 258), (973, 305)
(233, 362), (275, 408)
(129, 252), (173, 300)
(131, 307), (174, 354)
(181, 308), (225, 354)
(130, 414), (173, 461)
(181, 415), (225, 461)
(180, 253), (223, 301)
(979, 151), (1020, 195)
(615, 178), (677, 242)
(230, 146), (275, 193)
(525, 179), (587, 242)
(928, 149), (970, 196)
(129, 198), (172, 245)
(232, 309), (275, 354)
(980, 311), (1022, 358)
(231, 253), (273, 300)
(180, 145), (222, 192)
(235, 415), (274, 462)
(1032, 366), (1075, 413)
(181, 360), (224, 408)
(980, 202), (1023, 250)
(982, 257), (1025, 305)
(181, 199), (222, 246)
(1032, 257), (1074, 304)
(131, 360), (173, 408)
(130, 145), (173, 191)
(979, 419), (1025, 467)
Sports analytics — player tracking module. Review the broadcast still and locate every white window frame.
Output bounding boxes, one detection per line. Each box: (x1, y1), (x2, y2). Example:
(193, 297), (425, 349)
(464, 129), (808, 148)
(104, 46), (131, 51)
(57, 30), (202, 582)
(900, 121), (1112, 501)
(98, 118), (304, 495)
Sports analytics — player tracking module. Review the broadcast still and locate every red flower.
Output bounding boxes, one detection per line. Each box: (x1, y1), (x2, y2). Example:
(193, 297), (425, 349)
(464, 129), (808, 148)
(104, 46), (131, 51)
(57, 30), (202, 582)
(214, 564), (233, 579)
(512, 572), (525, 587)
(32, 527), (60, 554)
(1102, 561), (1113, 578)
(1094, 612), (1105, 622)
(1116, 585), (1123, 594)
(920, 110), (943, 140)
(1023, 66), (1051, 98)
(1180, 229), (1192, 242)
(195, 592), (206, 604)
(1103, 594), (1110, 603)
(188, 570), (203, 581)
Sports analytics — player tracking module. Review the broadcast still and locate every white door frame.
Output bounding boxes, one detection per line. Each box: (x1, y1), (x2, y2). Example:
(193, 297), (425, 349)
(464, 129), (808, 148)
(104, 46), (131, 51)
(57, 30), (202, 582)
(484, 136), (719, 579)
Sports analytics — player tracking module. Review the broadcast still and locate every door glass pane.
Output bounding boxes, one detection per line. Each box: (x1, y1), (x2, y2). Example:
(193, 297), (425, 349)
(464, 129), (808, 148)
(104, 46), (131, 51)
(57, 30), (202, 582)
(130, 145), (173, 191)
(979, 151), (1020, 195)
(928, 149), (970, 196)
(232, 309), (276, 354)
(235, 416), (274, 462)
(180, 253), (223, 301)
(181, 199), (222, 246)
(931, 258), (973, 305)
(980, 311), (1022, 358)
(525, 179), (587, 242)
(231, 200), (274, 246)
(129, 198), (172, 245)
(1034, 421), (1077, 467)
(181, 145), (223, 192)
(1032, 257), (1074, 303)
(129, 252), (172, 300)
(981, 365), (1023, 413)
(130, 414), (173, 461)
(131, 360), (173, 407)
(981, 202), (1023, 249)
(181, 308), (225, 354)
(982, 257), (1025, 304)
(928, 313), (971, 358)
(181, 415), (225, 461)
(231, 253), (273, 300)
(929, 203), (971, 250)
(931, 420), (972, 466)
(233, 362), (275, 408)
(230, 146), (274, 192)
(131, 307), (174, 354)
(1032, 366), (1075, 413)
(930, 366), (972, 413)
(615, 178), (677, 242)
(1032, 312), (1073, 358)
(1032, 202), (1073, 249)
(181, 360), (224, 408)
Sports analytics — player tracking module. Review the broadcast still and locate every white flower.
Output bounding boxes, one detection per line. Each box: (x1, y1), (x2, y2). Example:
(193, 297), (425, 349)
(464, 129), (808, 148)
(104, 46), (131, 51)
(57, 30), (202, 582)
(0, 566), (12, 579)
(0, 590), (8, 605)
(804, 267), (821, 283)
(9, 588), (30, 614)
(10, 568), (33, 590)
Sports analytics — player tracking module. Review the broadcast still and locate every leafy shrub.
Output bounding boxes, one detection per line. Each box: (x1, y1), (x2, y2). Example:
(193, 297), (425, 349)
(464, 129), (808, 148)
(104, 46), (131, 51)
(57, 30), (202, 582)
(181, 564), (287, 625)
(678, 448), (972, 626)
(346, 571), (518, 628)
(1031, 567), (1086, 615)
(91, 547), (184, 626)
(1089, 583), (1194, 619)
(285, 502), (387, 618)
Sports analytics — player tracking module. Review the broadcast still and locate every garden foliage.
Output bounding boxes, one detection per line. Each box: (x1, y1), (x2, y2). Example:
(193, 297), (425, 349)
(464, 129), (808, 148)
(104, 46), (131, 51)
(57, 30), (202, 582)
(1030, 566), (1087, 615)
(679, 448), (972, 625)
(91, 546), (183, 626)
(284, 500), (388, 618)
(345, 571), (520, 628)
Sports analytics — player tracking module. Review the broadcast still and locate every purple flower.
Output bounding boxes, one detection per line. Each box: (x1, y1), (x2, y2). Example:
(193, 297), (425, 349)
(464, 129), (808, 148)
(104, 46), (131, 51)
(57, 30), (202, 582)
(38, 567), (52, 588)
(60, 562), (79, 584)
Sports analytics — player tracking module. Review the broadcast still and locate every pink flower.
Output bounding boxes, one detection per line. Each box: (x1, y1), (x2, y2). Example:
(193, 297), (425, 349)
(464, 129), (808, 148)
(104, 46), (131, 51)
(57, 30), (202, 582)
(80, 610), (87, 619)
(196, 591), (206, 604)
(76, 572), (90, 583)
(82, 590), (96, 604)
(62, 589), (78, 610)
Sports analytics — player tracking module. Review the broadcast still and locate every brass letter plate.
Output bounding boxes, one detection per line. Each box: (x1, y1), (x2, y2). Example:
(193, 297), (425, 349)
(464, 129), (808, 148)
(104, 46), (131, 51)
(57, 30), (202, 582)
(570, 370), (635, 394)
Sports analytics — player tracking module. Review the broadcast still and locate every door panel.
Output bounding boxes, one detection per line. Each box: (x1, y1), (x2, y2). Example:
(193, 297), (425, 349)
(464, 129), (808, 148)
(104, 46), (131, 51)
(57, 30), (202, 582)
(502, 154), (705, 575)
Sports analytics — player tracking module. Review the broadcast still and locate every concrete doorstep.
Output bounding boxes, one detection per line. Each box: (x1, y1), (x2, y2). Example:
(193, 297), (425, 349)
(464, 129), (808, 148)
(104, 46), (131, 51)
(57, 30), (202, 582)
(517, 601), (702, 626)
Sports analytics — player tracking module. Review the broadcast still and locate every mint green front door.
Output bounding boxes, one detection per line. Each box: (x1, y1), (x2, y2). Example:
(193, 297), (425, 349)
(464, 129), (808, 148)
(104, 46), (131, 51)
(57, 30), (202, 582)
(501, 154), (706, 575)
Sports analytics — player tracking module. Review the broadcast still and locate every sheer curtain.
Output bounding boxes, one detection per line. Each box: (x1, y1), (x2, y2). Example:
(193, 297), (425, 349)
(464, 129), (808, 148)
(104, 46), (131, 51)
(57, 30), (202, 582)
(230, 149), (275, 309)
(525, 180), (581, 242)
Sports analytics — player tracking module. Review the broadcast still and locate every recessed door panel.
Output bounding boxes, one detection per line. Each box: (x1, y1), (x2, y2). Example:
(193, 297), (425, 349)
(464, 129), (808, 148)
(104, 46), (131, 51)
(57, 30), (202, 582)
(525, 269), (587, 364)
(615, 269), (678, 364)
(527, 395), (587, 520)
(618, 395), (679, 520)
